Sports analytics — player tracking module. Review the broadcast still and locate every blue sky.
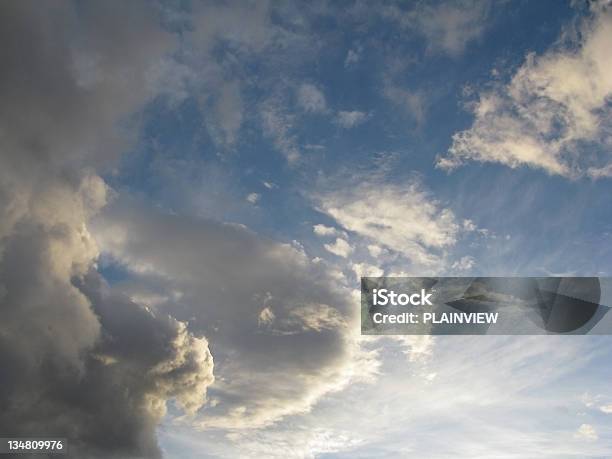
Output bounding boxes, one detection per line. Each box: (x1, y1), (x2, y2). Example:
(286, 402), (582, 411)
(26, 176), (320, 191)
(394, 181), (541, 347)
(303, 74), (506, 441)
(1, 1), (612, 458)
(105, 0), (611, 278)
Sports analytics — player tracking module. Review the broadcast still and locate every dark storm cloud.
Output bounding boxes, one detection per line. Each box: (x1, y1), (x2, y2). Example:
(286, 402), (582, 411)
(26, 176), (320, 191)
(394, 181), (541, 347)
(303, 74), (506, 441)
(0, 2), (214, 457)
(1, 271), (213, 459)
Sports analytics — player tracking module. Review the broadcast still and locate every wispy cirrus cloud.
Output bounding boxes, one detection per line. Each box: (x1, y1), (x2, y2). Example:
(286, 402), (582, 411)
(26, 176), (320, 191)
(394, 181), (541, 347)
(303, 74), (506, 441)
(316, 178), (465, 270)
(383, 0), (493, 57)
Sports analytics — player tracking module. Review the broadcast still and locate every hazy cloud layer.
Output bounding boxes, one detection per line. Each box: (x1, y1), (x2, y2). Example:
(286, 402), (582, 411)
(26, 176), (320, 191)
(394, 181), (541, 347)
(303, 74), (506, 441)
(383, 0), (492, 56)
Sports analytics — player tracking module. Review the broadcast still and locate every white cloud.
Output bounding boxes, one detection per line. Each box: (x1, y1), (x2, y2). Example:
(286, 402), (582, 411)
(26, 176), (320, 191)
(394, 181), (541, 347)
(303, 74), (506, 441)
(601, 404), (612, 414)
(352, 262), (384, 278)
(438, 6), (612, 178)
(336, 110), (368, 128)
(324, 238), (353, 258)
(367, 244), (384, 258)
(451, 255), (476, 271)
(297, 83), (327, 114)
(313, 224), (337, 236)
(575, 423), (598, 441)
(318, 180), (460, 269)
(246, 192), (260, 204)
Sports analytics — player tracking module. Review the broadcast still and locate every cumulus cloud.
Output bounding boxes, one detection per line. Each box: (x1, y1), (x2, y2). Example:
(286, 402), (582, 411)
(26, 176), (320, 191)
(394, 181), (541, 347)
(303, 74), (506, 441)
(438, 5), (612, 178)
(351, 262), (384, 278)
(93, 202), (367, 430)
(313, 224), (338, 236)
(324, 238), (354, 258)
(246, 192), (260, 204)
(0, 2), (217, 457)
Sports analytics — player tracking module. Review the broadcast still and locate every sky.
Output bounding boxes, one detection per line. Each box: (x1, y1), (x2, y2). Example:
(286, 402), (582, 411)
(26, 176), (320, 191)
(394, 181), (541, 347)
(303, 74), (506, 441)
(0, 0), (612, 458)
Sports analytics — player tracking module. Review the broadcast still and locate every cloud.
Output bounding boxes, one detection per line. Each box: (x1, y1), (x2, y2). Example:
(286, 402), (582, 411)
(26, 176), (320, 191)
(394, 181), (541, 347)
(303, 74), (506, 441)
(384, 0), (492, 57)
(351, 262), (384, 278)
(451, 255), (476, 271)
(344, 46), (362, 67)
(180, 1), (284, 150)
(336, 110), (369, 128)
(261, 97), (302, 163)
(317, 179), (461, 269)
(206, 80), (244, 148)
(246, 192), (260, 204)
(367, 244), (384, 258)
(383, 83), (427, 126)
(0, 2), (217, 457)
(73, 272), (214, 457)
(163, 335), (611, 458)
(313, 224), (338, 236)
(297, 83), (328, 114)
(93, 202), (368, 430)
(438, 5), (612, 178)
(601, 404), (612, 414)
(575, 423), (598, 441)
(324, 238), (354, 258)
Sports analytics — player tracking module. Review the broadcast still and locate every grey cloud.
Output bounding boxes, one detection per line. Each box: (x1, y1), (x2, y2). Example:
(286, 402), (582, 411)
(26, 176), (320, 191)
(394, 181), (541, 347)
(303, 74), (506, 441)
(92, 201), (365, 430)
(0, 1), (175, 175)
(0, 2), (215, 458)
(0, 269), (213, 459)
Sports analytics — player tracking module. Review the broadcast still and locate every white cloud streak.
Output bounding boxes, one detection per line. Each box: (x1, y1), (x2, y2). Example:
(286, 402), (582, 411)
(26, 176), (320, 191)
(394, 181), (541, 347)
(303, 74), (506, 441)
(438, 5), (612, 178)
